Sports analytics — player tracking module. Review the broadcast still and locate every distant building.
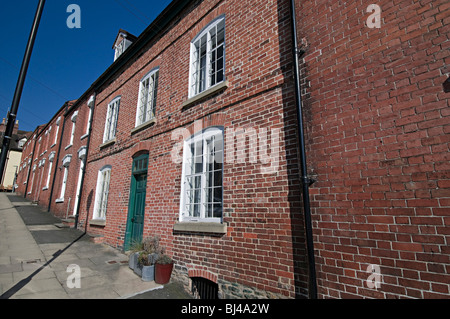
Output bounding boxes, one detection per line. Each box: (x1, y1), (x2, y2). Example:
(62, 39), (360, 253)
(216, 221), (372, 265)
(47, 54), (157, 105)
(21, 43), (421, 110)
(0, 118), (31, 191)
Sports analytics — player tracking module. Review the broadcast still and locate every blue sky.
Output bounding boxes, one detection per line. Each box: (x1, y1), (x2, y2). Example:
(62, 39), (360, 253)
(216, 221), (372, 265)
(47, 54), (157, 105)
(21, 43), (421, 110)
(0, 0), (171, 132)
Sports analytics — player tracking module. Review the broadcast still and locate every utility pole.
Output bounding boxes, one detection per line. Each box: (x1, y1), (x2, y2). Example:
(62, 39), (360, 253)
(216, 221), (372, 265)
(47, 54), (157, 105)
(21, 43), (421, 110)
(0, 0), (46, 180)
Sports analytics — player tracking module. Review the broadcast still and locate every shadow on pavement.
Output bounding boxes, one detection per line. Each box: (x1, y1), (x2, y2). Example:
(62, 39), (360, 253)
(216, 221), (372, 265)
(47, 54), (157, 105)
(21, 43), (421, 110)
(0, 233), (87, 299)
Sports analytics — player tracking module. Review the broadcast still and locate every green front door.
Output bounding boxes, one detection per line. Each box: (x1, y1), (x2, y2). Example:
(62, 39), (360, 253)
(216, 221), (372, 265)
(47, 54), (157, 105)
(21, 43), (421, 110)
(124, 154), (149, 250)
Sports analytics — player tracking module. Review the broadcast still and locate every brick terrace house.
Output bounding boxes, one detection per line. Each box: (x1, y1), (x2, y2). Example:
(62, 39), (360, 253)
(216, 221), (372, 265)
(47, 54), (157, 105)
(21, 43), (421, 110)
(16, 0), (449, 299)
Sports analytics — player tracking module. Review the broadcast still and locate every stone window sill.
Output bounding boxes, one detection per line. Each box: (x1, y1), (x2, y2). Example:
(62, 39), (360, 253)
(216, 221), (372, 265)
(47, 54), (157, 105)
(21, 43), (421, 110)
(89, 219), (106, 227)
(182, 80), (228, 109)
(173, 222), (227, 234)
(131, 118), (156, 135)
(100, 138), (116, 149)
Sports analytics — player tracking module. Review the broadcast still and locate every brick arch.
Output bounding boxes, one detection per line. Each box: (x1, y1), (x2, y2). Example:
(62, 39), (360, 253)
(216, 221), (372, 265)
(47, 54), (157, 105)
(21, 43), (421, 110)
(188, 6), (226, 40)
(188, 269), (218, 284)
(185, 112), (226, 136)
(130, 140), (152, 156)
(96, 157), (115, 170)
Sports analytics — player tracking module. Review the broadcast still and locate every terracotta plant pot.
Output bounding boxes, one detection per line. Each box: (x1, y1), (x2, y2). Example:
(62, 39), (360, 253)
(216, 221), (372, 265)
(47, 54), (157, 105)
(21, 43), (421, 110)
(155, 263), (173, 284)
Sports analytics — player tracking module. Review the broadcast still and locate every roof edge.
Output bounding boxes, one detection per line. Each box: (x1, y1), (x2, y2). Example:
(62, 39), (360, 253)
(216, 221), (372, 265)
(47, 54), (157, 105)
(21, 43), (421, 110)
(66, 0), (193, 115)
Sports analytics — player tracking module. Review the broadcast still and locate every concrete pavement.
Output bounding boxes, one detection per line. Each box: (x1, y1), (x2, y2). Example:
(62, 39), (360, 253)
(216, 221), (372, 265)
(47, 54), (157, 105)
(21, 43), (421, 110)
(0, 193), (191, 299)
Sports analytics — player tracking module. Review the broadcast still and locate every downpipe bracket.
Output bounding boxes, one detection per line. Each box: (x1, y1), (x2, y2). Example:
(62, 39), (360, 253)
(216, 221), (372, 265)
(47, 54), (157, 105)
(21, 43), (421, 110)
(295, 47), (306, 57)
(301, 176), (316, 187)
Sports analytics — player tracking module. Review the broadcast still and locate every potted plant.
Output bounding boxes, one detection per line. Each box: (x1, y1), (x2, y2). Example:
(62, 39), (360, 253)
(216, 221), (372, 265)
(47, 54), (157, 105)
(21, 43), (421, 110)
(134, 236), (162, 280)
(155, 254), (174, 284)
(138, 252), (158, 282)
(128, 240), (144, 271)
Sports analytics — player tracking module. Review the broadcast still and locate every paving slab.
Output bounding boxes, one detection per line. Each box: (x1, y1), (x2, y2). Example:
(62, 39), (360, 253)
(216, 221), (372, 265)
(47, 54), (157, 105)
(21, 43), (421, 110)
(0, 194), (192, 299)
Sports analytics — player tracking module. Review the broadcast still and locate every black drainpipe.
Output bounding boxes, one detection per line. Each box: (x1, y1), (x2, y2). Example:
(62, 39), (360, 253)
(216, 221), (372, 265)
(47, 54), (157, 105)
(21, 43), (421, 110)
(73, 93), (96, 230)
(289, 0), (318, 299)
(48, 102), (69, 212)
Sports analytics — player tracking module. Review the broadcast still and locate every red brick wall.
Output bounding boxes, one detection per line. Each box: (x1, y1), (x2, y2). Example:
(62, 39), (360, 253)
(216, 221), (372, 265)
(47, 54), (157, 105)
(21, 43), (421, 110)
(296, 0), (450, 298)
(34, 110), (66, 210)
(15, 100), (91, 220)
(16, 130), (38, 196)
(49, 101), (90, 219)
(77, 0), (309, 298)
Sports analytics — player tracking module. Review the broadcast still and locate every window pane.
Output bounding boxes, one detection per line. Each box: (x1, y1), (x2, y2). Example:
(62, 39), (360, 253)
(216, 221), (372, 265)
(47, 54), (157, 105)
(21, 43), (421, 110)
(186, 189), (193, 205)
(213, 187), (222, 203)
(139, 78), (149, 124)
(195, 34), (207, 94)
(149, 71), (158, 120)
(210, 26), (217, 50)
(104, 106), (112, 141)
(193, 203), (200, 217)
(199, 58), (206, 92)
(217, 20), (225, 44)
(194, 175), (201, 189)
(209, 19), (225, 87)
(216, 47), (224, 79)
(208, 171), (214, 188)
(213, 203), (222, 218)
(101, 170), (111, 218)
(186, 204), (192, 216)
(185, 157), (193, 176)
(194, 140), (203, 173)
(194, 188), (201, 203)
(214, 169), (222, 188)
(214, 158), (223, 171)
(205, 203), (213, 218)
(106, 99), (119, 140)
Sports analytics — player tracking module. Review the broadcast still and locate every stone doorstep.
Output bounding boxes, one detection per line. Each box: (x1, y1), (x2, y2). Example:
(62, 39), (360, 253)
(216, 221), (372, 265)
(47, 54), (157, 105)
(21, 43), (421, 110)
(89, 235), (105, 244)
(59, 219), (75, 228)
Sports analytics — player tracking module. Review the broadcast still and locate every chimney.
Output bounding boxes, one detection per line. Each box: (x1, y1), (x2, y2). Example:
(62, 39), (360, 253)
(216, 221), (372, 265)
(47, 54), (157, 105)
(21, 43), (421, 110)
(0, 118), (19, 134)
(0, 118), (5, 133)
(13, 120), (19, 135)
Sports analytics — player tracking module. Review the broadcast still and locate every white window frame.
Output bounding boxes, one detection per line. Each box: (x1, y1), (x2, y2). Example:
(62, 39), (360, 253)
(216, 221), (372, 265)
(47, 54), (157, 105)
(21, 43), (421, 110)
(92, 166), (112, 220)
(179, 127), (224, 223)
(103, 97), (120, 143)
(136, 68), (159, 127)
(18, 138), (27, 148)
(57, 155), (71, 202)
(85, 105), (92, 136)
(45, 152), (55, 190)
(69, 123), (76, 147)
(72, 161), (84, 217)
(114, 38), (132, 61)
(68, 111), (78, 147)
(28, 164), (37, 195)
(188, 16), (226, 98)
(53, 117), (61, 147)
(114, 41), (125, 61)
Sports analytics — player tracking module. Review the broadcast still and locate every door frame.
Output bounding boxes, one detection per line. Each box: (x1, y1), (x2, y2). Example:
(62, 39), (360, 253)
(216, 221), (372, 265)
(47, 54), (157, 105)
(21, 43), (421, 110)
(124, 153), (149, 251)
